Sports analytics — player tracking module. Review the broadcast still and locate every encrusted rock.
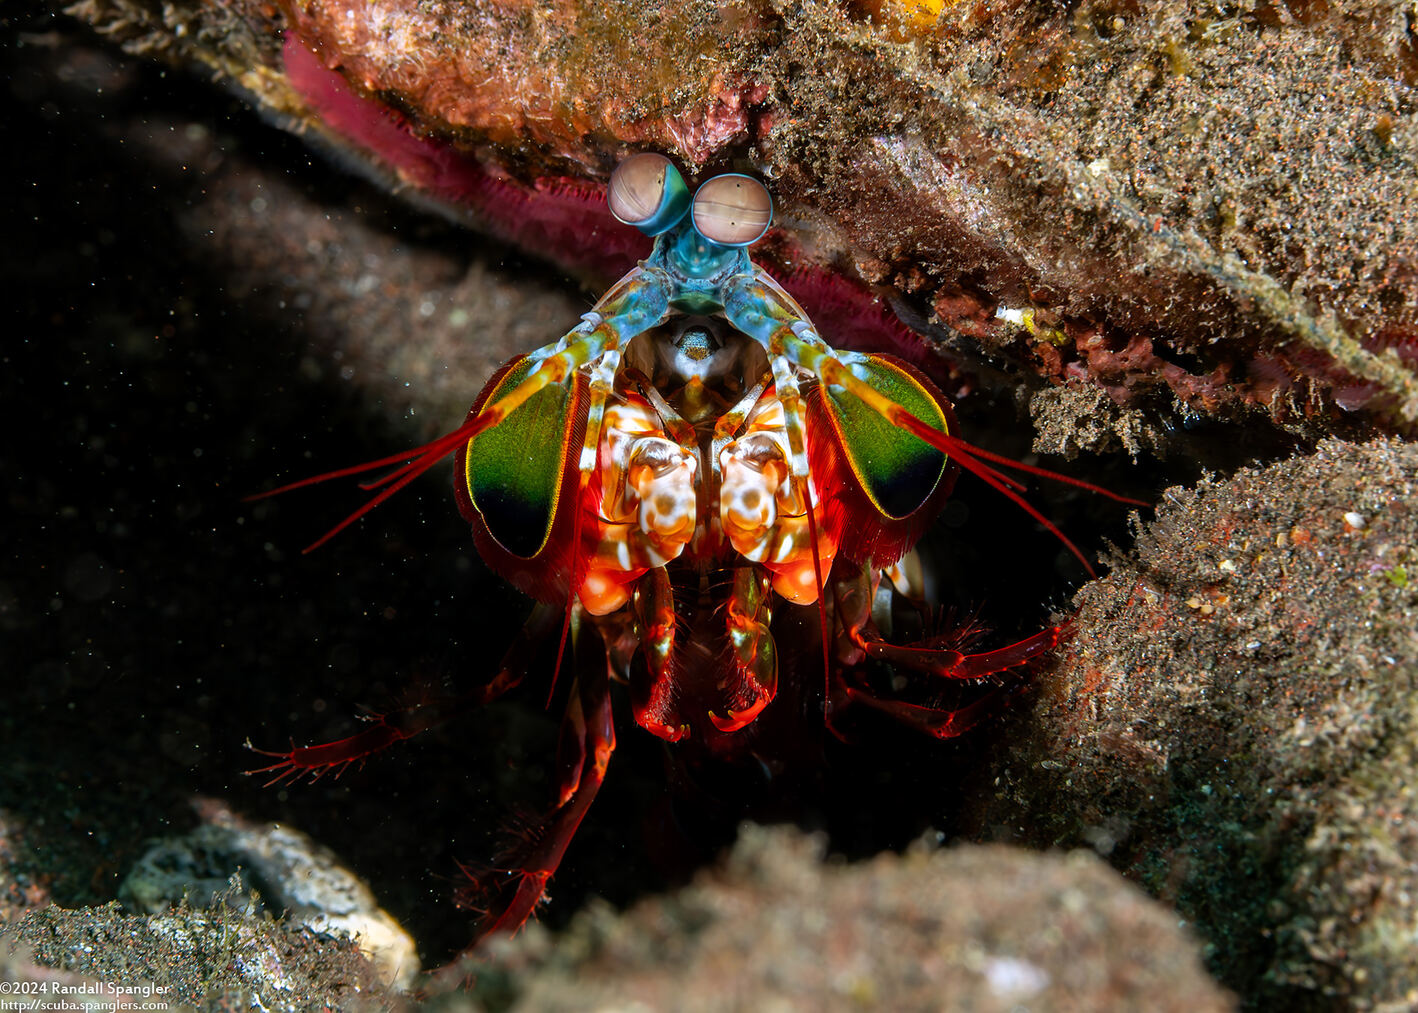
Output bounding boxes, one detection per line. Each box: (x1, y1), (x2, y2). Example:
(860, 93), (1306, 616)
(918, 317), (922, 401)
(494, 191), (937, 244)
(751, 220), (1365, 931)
(446, 823), (1233, 1012)
(120, 800), (419, 990)
(963, 438), (1418, 1008)
(65, 0), (1418, 437)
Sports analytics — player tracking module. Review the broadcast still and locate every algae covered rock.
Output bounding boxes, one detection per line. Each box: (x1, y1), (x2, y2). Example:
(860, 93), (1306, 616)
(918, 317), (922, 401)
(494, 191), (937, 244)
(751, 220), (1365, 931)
(62, 0), (1418, 437)
(447, 824), (1232, 1012)
(963, 439), (1418, 1008)
(0, 899), (391, 1010)
(120, 800), (419, 990)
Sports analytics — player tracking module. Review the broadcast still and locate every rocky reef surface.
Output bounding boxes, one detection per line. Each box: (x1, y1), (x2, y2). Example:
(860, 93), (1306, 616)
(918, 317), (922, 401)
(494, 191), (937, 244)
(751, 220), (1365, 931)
(60, 0), (1418, 438)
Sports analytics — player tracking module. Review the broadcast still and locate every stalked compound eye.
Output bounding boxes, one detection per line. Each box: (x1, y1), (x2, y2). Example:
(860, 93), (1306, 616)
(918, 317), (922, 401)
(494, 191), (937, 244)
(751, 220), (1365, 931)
(608, 153), (691, 235)
(691, 174), (772, 246)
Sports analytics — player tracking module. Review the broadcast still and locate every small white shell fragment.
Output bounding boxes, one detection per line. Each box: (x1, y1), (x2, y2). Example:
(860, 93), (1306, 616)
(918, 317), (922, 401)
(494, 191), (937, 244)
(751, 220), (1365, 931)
(984, 954), (1050, 998)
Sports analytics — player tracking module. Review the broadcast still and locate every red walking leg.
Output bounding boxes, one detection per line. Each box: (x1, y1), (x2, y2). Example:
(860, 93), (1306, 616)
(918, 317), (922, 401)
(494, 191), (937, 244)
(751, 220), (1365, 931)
(457, 660), (616, 944)
(829, 567), (1066, 738)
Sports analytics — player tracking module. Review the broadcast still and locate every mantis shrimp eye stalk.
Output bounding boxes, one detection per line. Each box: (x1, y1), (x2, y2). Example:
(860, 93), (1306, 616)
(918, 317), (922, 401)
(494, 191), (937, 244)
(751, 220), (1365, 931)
(608, 152), (691, 236)
(691, 174), (773, 247)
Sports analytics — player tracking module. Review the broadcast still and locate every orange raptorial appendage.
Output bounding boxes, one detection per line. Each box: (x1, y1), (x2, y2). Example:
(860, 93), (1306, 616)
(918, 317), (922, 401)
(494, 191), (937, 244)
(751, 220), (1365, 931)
(706, 690), (772, 733)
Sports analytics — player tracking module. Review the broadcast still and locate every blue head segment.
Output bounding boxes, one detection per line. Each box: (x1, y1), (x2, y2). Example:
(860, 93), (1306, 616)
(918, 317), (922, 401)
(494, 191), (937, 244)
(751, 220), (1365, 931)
(608, 156), (774, 248)
(608, 153), (692, 236)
